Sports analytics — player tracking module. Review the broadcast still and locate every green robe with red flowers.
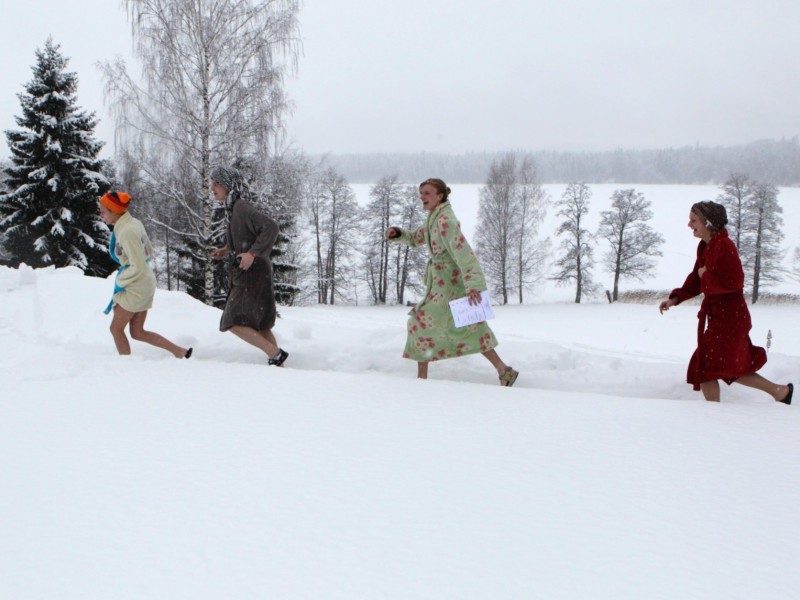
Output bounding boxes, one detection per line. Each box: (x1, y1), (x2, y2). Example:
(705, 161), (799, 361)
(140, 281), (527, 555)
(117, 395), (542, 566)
(391, 202), (498, 362)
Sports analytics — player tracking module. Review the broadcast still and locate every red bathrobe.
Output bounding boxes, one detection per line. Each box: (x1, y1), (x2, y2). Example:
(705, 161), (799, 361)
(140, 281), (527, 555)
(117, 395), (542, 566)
(669, 229), (767, 390)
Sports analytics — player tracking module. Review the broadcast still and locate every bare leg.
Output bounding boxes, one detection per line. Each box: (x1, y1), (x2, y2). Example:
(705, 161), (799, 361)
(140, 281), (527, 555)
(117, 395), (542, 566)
(258, 329), (278, 349)
(482, 349), (508, 376)
(110, 305), (135, 355)
(735, 373), (791, 402)
(230, 325), (280, 359)
(129, 311), (189, 358)
(417, 361), (429, 379)
(700, 380), (721, 402)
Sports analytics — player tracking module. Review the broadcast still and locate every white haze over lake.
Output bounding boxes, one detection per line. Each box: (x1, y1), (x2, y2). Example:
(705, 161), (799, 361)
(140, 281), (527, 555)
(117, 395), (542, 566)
(1, 183), (799, 598)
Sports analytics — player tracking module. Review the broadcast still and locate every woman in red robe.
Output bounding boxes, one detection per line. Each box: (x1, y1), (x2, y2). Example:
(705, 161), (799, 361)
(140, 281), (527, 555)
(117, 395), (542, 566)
(659, 201), (792, 404)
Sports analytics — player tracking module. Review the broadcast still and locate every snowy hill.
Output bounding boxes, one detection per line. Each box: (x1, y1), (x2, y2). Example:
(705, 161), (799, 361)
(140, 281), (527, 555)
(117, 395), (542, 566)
(1, 265), (799, 599)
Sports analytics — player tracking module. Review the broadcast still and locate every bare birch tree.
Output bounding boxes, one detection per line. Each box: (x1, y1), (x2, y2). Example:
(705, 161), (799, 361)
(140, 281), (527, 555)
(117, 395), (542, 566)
(792, 247), (800, 284)
(391, 185), (427, 305)
(476, 153), (548, 304)
(101, 0), (300, 304)
(362, 175), (403, 304)
(511, 155), (549, 303)
(308, 168), (359, 305)
(551, 182), (597, 303)
(746, 182), (784, 303)
(476, 155), (514, 304)
(597, 188), (664, 301)
(717, 172), (752, 251)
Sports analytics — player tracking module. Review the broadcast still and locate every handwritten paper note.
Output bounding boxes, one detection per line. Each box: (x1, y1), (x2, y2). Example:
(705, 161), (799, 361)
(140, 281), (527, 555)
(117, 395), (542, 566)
(449, 290), (495, 328)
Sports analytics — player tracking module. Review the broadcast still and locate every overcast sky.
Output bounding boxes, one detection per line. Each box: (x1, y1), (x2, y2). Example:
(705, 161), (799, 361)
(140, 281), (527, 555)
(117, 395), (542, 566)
(1, 0), (799, 159)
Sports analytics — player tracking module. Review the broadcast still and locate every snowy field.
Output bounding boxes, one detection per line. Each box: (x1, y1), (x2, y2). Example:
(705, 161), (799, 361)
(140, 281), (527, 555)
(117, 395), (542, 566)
(1, 258), (799, 599)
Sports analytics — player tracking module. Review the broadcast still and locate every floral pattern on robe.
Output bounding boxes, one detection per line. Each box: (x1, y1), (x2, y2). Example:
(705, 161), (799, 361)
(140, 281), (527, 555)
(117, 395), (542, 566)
(392, 202), (498, 362)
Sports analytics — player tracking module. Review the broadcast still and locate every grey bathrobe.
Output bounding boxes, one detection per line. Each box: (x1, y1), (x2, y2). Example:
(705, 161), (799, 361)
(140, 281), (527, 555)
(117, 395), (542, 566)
(220, 196), (280, 332)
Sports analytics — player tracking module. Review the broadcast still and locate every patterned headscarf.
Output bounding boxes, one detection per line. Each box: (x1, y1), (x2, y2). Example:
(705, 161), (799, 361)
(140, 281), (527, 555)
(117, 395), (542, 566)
(691, 201), (728, 231)
(211, 165), (255, 220)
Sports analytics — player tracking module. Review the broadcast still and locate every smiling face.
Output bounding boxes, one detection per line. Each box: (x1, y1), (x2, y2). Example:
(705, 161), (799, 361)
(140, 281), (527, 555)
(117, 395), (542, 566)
(419, 184), (444, 212)
(688, 209), (712, 242)
(210, 180), (228, 202)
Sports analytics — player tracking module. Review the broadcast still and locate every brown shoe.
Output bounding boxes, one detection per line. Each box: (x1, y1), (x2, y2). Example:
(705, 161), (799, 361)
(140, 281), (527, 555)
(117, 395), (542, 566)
(499, 367), (519, 387)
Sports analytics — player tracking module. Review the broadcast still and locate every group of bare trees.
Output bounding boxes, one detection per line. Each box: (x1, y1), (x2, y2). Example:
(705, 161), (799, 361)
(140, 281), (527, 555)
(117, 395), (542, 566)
(475, 154), (549, 304)
(360, 176), (426, 305)
(101, 0), (301, 306)
(304, 172), (426, 306)
(537, 181), (665, 304)
(474, 157), (665, 305)
(547, 172), (787, 304)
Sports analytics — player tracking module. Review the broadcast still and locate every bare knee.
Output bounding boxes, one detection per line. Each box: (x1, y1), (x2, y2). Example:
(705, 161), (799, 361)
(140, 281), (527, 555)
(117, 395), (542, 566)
(129, 326), (147, 341)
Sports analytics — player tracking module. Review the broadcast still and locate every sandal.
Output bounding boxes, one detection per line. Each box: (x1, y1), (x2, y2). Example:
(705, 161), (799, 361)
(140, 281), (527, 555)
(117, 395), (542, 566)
(778, 383), (793, 405)
(268, 348), (289, 367)
(499, 367), (519, 387)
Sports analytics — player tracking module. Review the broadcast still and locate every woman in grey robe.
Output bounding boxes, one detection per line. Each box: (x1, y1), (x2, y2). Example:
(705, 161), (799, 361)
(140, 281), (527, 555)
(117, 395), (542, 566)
(209, 165), (289, 366)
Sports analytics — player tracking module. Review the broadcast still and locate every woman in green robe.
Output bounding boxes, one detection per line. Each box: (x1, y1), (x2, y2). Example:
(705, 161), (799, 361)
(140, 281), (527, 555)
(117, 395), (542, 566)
(387, 178), (519, 386)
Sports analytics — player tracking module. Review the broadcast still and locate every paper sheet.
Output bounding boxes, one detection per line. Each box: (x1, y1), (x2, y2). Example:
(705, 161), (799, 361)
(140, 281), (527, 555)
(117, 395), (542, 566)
(449, 290), (495, 327)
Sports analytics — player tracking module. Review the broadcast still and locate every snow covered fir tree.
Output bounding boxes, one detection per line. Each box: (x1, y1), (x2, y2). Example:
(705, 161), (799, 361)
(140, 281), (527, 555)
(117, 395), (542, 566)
(0, 38), (115, 277)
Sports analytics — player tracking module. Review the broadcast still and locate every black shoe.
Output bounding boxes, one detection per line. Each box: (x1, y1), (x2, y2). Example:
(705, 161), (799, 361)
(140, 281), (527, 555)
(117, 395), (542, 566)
(778, 383), (793, 405)
(268, 348), (289, 367)
(184, 348), (193, 359)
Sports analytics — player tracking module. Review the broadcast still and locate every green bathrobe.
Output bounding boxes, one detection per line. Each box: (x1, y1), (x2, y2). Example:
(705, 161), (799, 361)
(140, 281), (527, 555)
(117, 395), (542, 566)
(392, 202), (498, 362)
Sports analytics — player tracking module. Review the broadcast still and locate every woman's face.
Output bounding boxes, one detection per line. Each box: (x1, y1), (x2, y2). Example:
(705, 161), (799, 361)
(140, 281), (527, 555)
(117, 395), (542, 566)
(210, 180), (229, 202)
(98, 203), (118, 225)
(419, 184), (444, 212)
(688, 210), (712, 241)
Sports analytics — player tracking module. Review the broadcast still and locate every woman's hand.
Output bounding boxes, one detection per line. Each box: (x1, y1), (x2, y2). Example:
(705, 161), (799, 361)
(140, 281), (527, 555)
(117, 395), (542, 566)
(210, 246), (229, 260)
(236, 252), (256, 270)
(659, 297), (677, 314)
(386, 227), (401, 240)
(698, 266), (707, 277)
(467, 289), (482, 306)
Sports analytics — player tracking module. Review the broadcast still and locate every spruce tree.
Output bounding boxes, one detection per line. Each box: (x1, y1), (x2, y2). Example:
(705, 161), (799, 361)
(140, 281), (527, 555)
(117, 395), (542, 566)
(258, 156), (303, 305)
(0, 38), (115, 277)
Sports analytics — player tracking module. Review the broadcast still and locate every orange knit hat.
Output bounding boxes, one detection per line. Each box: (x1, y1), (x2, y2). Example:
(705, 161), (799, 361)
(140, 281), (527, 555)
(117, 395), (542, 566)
(99, 191), (131, 214)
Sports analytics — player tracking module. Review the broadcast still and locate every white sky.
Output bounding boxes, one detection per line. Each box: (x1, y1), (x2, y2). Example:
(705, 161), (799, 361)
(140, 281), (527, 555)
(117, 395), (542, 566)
(1, 0), (799, 158)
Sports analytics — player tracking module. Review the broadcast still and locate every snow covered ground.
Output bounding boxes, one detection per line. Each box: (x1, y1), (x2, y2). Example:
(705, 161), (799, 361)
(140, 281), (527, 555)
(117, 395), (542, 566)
(1, 262), (799, 599)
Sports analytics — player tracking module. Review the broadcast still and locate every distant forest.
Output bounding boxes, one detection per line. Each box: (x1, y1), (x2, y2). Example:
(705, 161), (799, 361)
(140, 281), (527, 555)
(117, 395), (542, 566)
(316, 137), (800, 185)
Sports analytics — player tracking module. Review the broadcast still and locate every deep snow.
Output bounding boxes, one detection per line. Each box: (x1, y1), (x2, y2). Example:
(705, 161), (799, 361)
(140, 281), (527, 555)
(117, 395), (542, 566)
(1, 258), (798, 599)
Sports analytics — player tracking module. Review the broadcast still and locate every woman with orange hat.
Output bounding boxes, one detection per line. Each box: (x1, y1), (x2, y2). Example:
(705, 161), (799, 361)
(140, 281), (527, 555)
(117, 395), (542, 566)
(98, 191), (192, 358)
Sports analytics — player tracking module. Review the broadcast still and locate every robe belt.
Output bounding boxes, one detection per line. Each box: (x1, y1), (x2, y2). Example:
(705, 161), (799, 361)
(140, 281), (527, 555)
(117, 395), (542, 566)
(695, 291), (744, 346)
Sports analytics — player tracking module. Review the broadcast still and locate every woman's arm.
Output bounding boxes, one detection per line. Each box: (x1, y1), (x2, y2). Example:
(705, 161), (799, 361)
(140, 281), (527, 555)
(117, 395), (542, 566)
(387, 224), (426, 248)
(244, 205), (279, 258)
